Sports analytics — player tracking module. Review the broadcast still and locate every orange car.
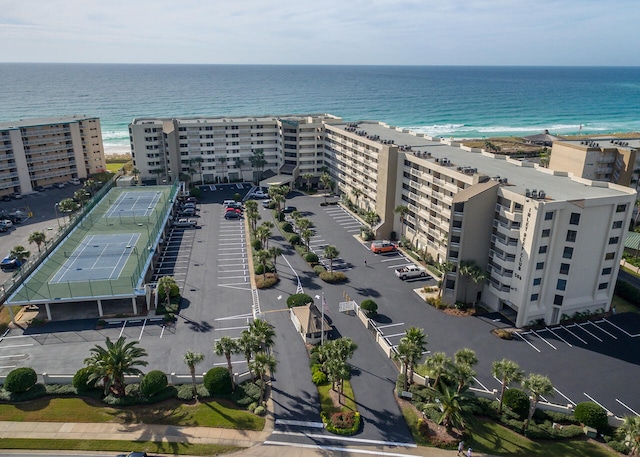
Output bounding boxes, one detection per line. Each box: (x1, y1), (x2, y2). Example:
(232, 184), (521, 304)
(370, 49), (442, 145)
(371, 240), (397, 254)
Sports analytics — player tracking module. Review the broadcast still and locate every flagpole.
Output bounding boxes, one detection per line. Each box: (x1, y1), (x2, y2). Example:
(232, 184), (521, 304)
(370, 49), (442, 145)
(321, 292), (325, 345)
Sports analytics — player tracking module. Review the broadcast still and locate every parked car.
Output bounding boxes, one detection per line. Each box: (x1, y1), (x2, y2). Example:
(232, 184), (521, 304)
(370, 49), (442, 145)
(69, 178), (81, 185)
(395, 265), (427, 280)
(173, 218), (197, 228)
(180, 202), (197, 210)
(226, 202), (243, 211)
(185, 196), (198, 203)
(34, 185), (45, 192)
(371, 240), (397, 254)
(0, 220), (13, 228)
(224, 211), (242, 219)
(1, 195), (11, 202)
(282, 206), (297, 213)
(249, 190), (268, 199)
(12, 193), (22, 199)
(0, 255), (21, 271)
(222, 200), (238, 207)
(261, 199), (272, 208)
(179, 208), (196, 217)
(116, 452), (147, 457)
(55, 182), (66, 189)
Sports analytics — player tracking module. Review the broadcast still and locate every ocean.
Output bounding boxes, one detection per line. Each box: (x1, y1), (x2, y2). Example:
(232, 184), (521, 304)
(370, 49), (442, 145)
(1, 64), (639, 154)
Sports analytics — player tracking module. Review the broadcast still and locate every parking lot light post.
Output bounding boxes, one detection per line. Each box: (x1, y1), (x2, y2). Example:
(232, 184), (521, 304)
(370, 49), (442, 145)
(54, 203), (60, 227)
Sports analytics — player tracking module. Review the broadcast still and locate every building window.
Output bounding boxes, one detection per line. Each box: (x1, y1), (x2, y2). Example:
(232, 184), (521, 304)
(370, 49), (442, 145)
(563, 247), (574, 259)
(598, 282), (609, 290)
(531, 293), (539, 301)
(536, 262), (544, 270)
(566, 230), (577, 242)
(553, 294), (564, 306)
(616, 204), (627, 213)
(609, 236), (619, 245)
(545, 211), (554, 220)
(570, 212), (581, 225)
(612, 220), (623, 229)
(539, 245), (548, 254)
(533, 278), (541, 286)
(560, 263), (570, 275)
(602, 267), (612, 275)
(542, 229), (551, 238)
(605, 252), (615, 260)
(557, 279), (567, 291)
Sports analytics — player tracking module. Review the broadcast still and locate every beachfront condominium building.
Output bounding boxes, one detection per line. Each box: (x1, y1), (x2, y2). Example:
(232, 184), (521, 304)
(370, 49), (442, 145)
(549, 138), (637, 186)
(0, 115), (106, 197)
(130, 115), (637, 328)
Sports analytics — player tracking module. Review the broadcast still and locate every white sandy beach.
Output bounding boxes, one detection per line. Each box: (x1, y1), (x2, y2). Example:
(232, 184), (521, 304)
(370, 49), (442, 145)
(103, 143), (131, 156)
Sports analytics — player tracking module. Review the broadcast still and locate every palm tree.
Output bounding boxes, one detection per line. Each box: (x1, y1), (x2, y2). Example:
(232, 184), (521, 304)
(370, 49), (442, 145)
(450, 361), (476, 393)
(233, 157), (245, 180)
(255, 225), (271, 250)
(323, 245), (340, 273)
(351, 187), (362, 208)
(214, 336), (240, 388)
(84, 336), (148, 397)
(183, 350), (205, 399)
(74, 189), (90, 207)
(617, 415), (640, 456)
(268, 246), (282, 273)
(156, 276), (178, 311)
(394, 205), (409, 240)
(522, 373), (554, 432)
(249, 318), (275, 354)
(438, 261), (455, 298)
(469, 266), (487, 308)
(9, 245), (30, 265)
(249, 352), (277, 401)
(454, 348), (478, 367)
(394, 327), (427, 390)
(239, 330), (260, 379)
(300, 229), (313, 252)
(363, 210), (379, 231)
(132, 167), (141, 182)
(423, 352), (453, 389)
(58, 197), (79, 217)
(249, 148), (266, 183)
(28, 231), (47, 253)
(296, 218), (312, 235)
(320, 172), (333, 204)
(426, 383), (475, 432)
(246, 207), (261, 233)
(255, 249), (271, 280)
(492, 358), (524, 414)
(302, 173), (313, 192)
(458, 260), (476, 304)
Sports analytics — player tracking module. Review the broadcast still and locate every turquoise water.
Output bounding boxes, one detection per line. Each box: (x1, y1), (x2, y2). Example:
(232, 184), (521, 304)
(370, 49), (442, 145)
(1, 64), (639, 149)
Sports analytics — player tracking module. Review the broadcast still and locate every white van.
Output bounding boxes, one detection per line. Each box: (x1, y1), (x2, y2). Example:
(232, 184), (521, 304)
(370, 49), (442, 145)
(69, 178), (81, 185)
(223, 200), (237, 208)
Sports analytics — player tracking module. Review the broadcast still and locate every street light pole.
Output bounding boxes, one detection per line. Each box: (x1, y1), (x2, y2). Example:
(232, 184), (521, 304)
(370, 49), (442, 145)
(54, 203), (60, 227)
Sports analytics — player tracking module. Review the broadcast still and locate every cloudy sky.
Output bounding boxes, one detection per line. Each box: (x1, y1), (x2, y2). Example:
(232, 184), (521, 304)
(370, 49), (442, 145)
(1, 0), (638, 66)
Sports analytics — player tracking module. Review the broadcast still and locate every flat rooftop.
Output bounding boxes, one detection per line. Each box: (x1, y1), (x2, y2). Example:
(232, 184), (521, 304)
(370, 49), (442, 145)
(0, 115), (97, 130)
(7, 185), (177, 305)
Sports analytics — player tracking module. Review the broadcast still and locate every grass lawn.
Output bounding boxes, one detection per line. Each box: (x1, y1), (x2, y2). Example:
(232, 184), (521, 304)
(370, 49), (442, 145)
(317, 381), (357, 414)
(612, 295), (639, 314)
(105, 162), (127, 173)
(0, 397), (265, 430)
(0, 438), (238, 456)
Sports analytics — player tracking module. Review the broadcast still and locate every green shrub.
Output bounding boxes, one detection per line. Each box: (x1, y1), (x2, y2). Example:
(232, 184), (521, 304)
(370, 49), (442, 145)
(72, 367), (97, 391)
(251, 239), (262, 250)
(312, 370), (327, 385)
(247, 401), (258, 411)
(203, 367), (232, 395)
(615, 279), (640, 304)
(395, 373), (407, 394)
(319, 271), (347, 283)
(305, 252), (319, 264)
(254, 405), (266, 416)
(503, 388), (530, 419)
(281, 222), (293, 233)
(607, 440), (630, 454)
(289, 234), (300, 245)
(140, 370), (168, 397)
(314, 265), (326, 275)
(254, 263), (274, 275)
(321, 411), (361, 435)
(360, 299), (378, 317)
(4, 367), (38, 393)
(286, 293), (314, 308)
(157, 283), (179, 299)
(574, 401), (608, 430)
(176, 384), (196, 400)
(236, 381), (262, 405)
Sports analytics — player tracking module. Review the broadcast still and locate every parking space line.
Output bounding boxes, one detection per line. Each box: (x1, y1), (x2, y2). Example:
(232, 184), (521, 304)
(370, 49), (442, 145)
(385, 332), (406, 338)
(377, 323), (405, 329)
(0, 343), (34, 349)
(602, 318), (640, 337)
(216, 313), (253, 321)
(218, 284), (252, 290)
(560, 324), (588, 344)
(588, 320), (617, 339)
(574, 323), (603, 342)
(616, 398), (640, 416)
(216, 325), (250, 332)
(584, 392), (612, 415)
(0, 365), (17, 370)
(139, 319), (147, 340)
(545, 327), (572, 347)
(218, 275), (248, 280)
(554, 387), (576, 406)
(514, 331), (541, 352)
(473, 376), (490, 392)
(388, 263), (412, 269)
(531, 330), (557, 350)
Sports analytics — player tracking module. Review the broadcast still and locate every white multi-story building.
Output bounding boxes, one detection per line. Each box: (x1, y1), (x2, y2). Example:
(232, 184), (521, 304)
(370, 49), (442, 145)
(0, 115), (106, 197)
(130, 114), (638, 328)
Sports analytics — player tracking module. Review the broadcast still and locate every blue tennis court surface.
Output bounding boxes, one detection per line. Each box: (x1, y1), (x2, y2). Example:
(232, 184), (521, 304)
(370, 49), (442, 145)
(104, 190), (164, 219)
(50, 233), (141, 283)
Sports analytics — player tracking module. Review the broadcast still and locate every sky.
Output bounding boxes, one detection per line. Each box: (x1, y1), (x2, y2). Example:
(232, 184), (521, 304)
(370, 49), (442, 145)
(1, 0), (639, 66)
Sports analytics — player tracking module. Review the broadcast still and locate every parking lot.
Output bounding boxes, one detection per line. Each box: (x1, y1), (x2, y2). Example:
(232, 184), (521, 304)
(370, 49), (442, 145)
(0, 185), (638, 434)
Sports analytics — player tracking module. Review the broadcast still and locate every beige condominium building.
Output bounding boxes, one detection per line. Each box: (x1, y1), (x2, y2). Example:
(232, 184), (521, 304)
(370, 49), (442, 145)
(0, 115), (106, 197)
(130, 114), (637, 328)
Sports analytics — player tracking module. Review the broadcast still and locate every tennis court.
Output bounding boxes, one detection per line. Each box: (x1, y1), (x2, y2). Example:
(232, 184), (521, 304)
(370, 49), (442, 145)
(50, 233), (141, 283)
(105, 190), (164, 218)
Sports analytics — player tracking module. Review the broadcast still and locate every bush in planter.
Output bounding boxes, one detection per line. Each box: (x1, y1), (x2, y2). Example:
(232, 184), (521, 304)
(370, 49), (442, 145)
(287, 293), (314, 308)
(289, 234), (301, 245)
(157, 283), (179, 300)
(305, 252), (319, 264)
(319, 271), (347, 283)
(361, 230), (374, 241)
(73, 367), (98, 391)
(140, 370), (168, 397)
(314, 265), (327, 275)
(254, 263), (274, 275)
(251, 239), (263, 251)
(574, 401), (608, 431)
(4, 367), (38, 393)
(503, 388), (530, 420)
(360, 299), (378, 317)
(203, 367), (232, 395)
(281, 222), (293, 233)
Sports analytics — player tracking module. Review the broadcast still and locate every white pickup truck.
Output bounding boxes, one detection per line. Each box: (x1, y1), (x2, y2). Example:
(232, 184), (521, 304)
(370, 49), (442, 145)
(395, 265), (427, 280)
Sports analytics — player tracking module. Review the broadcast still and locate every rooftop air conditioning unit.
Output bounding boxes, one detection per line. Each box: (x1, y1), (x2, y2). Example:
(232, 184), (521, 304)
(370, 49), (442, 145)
(531, 189), (538, 198)
(525, 189), (531, 197)
(539, 190), (546, 199)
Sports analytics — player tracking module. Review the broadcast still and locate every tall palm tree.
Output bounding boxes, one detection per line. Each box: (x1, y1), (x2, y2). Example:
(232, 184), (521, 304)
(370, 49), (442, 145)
(492, 358), (524, 414)
(454, 348), (478, 368)
(302, 173), (313, 192)
(423, 352), (453, 389)
(183, 350), (205, 399)
(214, 336), (240, 389)
(9, 245), (30, 265)
(239, 330), (260, 379)
(469, 266), (487, 308)
(438, 261), (455, 298)
(249, 318), (276, 354)
(323, 245), (340, 273)
(363, 211), (379, 232)
(157, 275), (178, 310)
(320, 172), (333, 204)
(84, 336), (148, 397)
(617, 415), (640, 456)
(394, 205), (409, 240)
(249, 148), (266, 183)
(300, 229), (313, 252)
(249, 352), (277, 401)
(450, 361), (476, 393)
(268, 246), (282, 273)
(394, 327), (427, 390)
(255, 225), (271, 250)
(351, 187), (362, 208)
(28, 231), (47, 253)
(522, 373), (554, 432)
(426, 383), (475, 432)
(255, 249), (271, 280)
(458, 260), (476, 304)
